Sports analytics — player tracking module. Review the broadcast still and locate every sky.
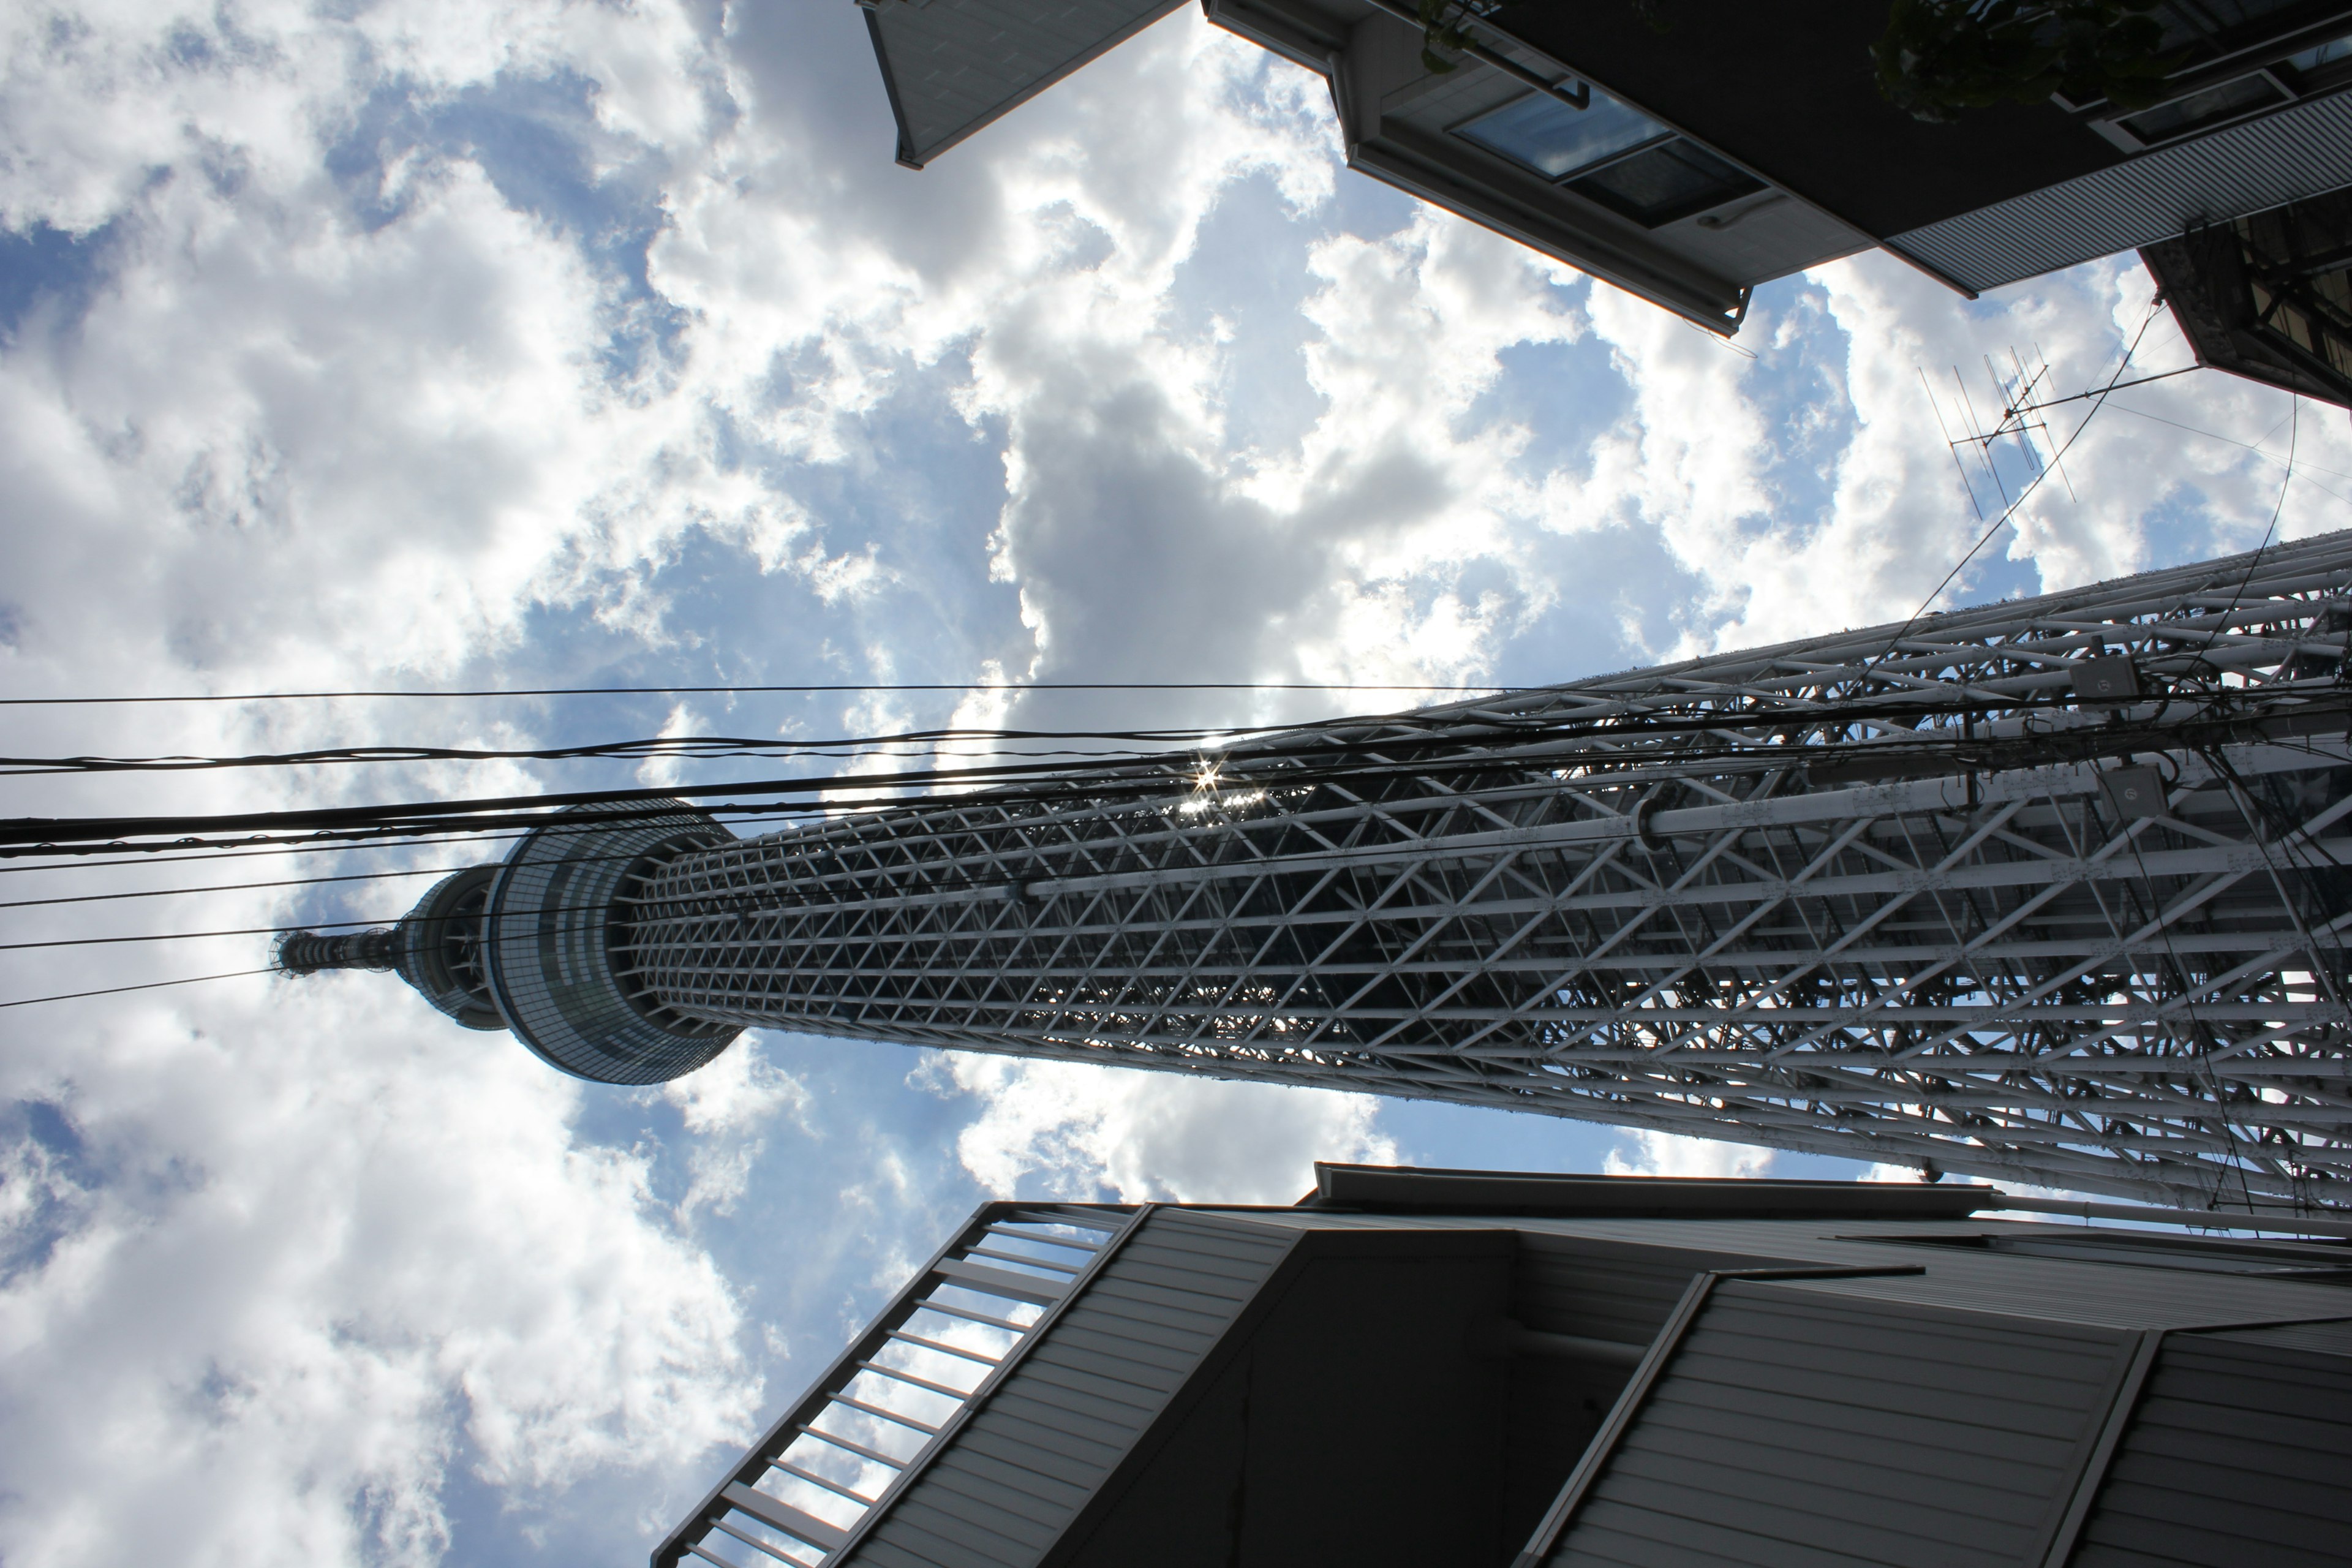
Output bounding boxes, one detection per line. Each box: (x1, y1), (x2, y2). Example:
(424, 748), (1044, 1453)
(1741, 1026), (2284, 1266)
(1, 2), (2347, 1565)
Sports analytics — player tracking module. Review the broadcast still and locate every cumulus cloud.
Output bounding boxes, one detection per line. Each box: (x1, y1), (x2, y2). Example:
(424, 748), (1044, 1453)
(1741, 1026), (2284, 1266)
(4, 0), (2343, 1563)
(657, 1037), (811, 1218)
(925, 1052), (1396, 1205)
(0, 979), (760, 1568)
(1604, 1127), (1777, 1180)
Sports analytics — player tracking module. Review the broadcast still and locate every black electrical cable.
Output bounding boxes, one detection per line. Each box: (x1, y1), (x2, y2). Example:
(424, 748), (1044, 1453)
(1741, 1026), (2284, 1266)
(2218, 394), (2299, 635)
(0, 862), (469, 911)
(0, 725), (1310, 777)
(0, 922), (374, 952)
(2, 860), (1170, 951)
(6, 682), (1936, 778)
(1881, 300), (2163, 656)
(0, 901), (619, 953)
(21, 658), (2301, 798)
(0, 677), (2320, 864)
(0, 680), (1511, 707)
(0, 829), (540, 873)
(2, 686), (2312, 861)
(0, 968), (279, 1010)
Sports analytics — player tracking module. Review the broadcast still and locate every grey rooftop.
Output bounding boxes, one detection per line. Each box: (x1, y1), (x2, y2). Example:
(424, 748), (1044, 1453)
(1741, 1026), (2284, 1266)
(656, 1163), (2352, 1568)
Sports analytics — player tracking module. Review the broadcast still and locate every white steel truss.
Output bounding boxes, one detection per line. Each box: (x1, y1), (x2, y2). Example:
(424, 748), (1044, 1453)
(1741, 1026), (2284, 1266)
(615, 534), (2352, 1213)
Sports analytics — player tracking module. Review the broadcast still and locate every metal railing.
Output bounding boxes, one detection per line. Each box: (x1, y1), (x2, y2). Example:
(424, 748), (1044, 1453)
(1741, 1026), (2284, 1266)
(654, 1202), (1146, 1568)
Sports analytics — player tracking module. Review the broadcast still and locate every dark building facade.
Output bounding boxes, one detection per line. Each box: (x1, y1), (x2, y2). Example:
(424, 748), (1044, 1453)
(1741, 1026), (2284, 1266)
(856, 0), (2352, 331)
(654, 1164), (2352, 1568)
(2141, 185), (2352, 408)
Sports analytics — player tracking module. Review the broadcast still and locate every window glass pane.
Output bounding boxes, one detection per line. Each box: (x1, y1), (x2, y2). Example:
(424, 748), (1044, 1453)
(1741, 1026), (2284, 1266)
(2154, 0), (2304, 52)
(2288, 32), (2352, 70)
(1567, 139), (1762, 226)
(2117, 72), (2285, 142)
(1456, 88), (1665, 180)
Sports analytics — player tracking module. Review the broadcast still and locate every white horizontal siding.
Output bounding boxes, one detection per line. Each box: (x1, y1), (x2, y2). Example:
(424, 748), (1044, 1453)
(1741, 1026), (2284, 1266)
(1890, 90), (2352, 292)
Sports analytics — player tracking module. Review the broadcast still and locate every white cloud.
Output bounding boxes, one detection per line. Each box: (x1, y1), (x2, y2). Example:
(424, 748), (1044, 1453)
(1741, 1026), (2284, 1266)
(657, 1036), (810, 1219)
(928, 1052), (1396, 1205)
(4, 0), (2341, 1562)
(1604, 1127), (1777, 1180)
(0, 979), (760, 1568)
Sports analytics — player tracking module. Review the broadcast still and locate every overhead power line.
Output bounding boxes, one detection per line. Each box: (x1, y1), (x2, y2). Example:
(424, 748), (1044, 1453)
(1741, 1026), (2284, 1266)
(0, 968), (277, 1010)
(0, 690), (2046, 853)
(0, 829), (540, 875)
(0, 680), (1508, 708)
(1890, 301), (2165, 649)
(0, 720), (1343, 777)
(0, 684), (2321, 857)
(0, 863), (467, 911)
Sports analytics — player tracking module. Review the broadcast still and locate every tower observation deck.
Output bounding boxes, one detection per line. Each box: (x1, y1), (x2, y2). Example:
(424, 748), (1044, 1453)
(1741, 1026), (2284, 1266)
(281, 534), (2352, 1213)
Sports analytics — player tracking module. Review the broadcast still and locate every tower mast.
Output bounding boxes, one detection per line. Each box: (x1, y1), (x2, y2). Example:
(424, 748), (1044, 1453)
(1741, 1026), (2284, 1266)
(285, 533), (2352, 1212)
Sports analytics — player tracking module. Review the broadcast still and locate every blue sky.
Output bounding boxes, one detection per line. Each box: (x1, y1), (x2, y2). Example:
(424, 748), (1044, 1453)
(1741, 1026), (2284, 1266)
(0, 3), (2345, 1565)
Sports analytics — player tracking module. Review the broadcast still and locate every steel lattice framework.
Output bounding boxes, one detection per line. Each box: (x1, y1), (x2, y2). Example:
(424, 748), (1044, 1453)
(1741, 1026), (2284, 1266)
(281, 534), (2352, 1212)
(602, 535), (2352, 1213)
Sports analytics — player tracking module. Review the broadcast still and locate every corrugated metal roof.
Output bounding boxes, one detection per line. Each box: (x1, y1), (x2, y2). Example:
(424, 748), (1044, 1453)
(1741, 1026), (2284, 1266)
(670, 1194), (2352, 1568)
(1542, 1283), (2133, 1568)
(1511, 1231), (1793, 1346)
(1888, 91), (2352, 293)
(2206, 1316), (2352, 1357)
(2071, 1329), (2352, 1567)
(863, 0), (1188, 167)
(1208, 1210), (2352, 1330)
(838, 1209), (1294, 1567)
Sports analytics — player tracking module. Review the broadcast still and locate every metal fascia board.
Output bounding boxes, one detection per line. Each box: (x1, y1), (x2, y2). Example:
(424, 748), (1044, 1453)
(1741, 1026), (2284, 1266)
(861, 5), (923, 170)
(1199, 0), (1346, 77)
(1313, 1163), (1998, 1219)
(1345, 137), (1746, 330)
(650, 1200), (1023, 1567)
(1891, 89), (2352, 292)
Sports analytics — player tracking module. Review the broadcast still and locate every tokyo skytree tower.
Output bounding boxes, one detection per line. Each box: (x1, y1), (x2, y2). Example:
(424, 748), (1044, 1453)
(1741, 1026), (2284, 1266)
(282, 534), (2352, 1213)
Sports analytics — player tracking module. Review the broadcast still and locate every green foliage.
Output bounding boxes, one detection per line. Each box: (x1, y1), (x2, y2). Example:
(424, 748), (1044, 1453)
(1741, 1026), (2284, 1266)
(1873, 0), (2182, 123)
(1417, 0), (1477, 74)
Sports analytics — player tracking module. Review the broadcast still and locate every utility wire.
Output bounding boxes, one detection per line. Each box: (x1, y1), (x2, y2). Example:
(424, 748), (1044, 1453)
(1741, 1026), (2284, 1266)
(0, 829), (539, 874)
(0, 905), (605, 953)
(0, 968), (277, 1010)
(2220, 394), (2301, 632)
(0, 691), (2129, 851)
(1882, 301), (2163, 658)
(0, 862), (467, 911)
(0, 722), (1338, 777)
(2102, 404), (2352, 486)
(0, 687), (2318, 858)
(0, 680), (1509, 708)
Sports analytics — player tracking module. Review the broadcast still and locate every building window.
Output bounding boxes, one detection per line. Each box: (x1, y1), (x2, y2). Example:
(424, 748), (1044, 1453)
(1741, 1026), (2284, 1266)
(2087, 10), (2352, 151)
(1455, 88), (1763, 227)
(2288, 31), (2352, 70)
(1456, 88), (1664, 180)
(2115, 70), (2289, 143)
(2152, 0), (2320, 56)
